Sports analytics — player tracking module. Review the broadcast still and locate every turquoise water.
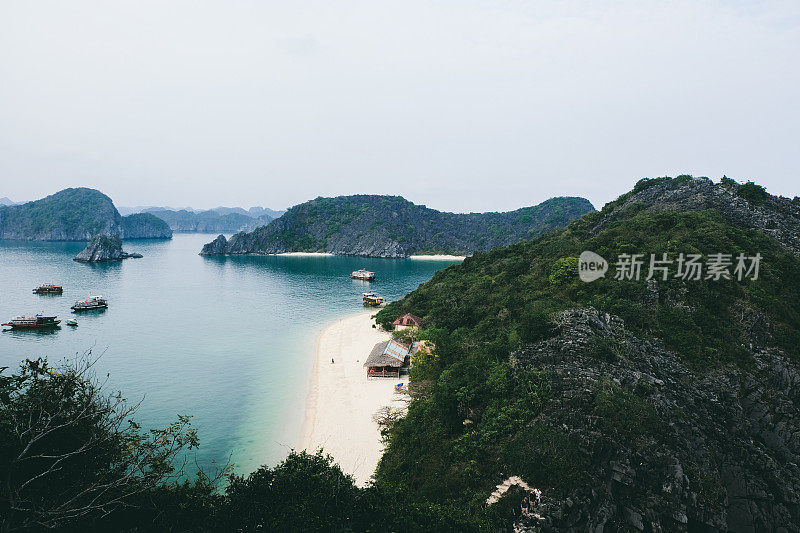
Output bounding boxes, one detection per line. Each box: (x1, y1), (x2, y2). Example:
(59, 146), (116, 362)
(0, 234), (459, 475)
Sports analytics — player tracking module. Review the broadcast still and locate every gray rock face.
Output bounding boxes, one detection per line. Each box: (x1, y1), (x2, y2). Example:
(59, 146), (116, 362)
(514, 308), (800, 532)
(587, 177), (800, 255)
(73, 235), (142, 262)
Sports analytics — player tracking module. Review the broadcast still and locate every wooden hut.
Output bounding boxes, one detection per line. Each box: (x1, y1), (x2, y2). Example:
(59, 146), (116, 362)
(364, 339), (410, 377)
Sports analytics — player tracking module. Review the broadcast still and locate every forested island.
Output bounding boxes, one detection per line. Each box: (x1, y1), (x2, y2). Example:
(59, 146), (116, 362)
(0, 188), (172, 240)
(200, 194), (595, 258)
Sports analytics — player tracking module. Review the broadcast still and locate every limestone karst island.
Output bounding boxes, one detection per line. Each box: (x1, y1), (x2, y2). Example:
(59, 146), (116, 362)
(2, 2), (799, 532)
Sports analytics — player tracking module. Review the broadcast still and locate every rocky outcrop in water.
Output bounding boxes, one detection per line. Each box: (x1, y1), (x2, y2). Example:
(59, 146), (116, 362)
(200, 195), (595, 258)
(73, 235), (142, 262)
(200, 234), (228, 255)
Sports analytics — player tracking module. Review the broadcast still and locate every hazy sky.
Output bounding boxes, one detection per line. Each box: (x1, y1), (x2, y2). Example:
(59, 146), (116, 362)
(1, 1), (798, 213)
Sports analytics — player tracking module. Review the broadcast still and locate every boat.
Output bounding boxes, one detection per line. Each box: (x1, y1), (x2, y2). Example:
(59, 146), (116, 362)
(2, 314), (61, 329)
(363, 291), (385, 307)
(71, 296), (108, 311)
(33, 284), (63, 294)
(66, 319), (78, 327)
(351, 269), (375, 281)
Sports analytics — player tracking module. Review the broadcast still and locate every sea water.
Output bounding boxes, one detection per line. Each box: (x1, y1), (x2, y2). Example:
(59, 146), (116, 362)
(0, 234), (459, 475)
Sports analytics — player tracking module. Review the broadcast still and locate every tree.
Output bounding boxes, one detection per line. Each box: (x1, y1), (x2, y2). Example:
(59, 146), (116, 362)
(216, 450), (363, 531)
(0, 356), (201, 531)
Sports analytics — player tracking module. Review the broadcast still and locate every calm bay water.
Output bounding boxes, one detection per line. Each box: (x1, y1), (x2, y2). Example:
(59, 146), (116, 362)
(0, 234), (458, 474)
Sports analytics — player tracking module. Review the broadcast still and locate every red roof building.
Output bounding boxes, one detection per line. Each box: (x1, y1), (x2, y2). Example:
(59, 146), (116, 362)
(392, 313), (423, 328)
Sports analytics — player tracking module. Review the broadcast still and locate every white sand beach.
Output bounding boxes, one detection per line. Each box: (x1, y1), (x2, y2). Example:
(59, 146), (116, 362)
(275, 252), (334, 256)
(408, 254), (466, 261)
(300, 312), (407, 486)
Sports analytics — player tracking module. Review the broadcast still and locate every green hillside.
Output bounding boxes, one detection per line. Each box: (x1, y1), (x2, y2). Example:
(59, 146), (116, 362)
(374, 176), (800, 530)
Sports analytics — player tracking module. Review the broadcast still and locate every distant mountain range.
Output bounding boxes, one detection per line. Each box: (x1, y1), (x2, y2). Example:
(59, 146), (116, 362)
(117, 206), (285, 233)
(201, 194), (595, 258)
(0, 197), (19, 206)
(0, 188), (172, 241)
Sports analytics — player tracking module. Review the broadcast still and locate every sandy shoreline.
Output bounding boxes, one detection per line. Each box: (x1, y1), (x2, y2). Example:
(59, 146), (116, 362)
(300, 311), (406, 485)
(408, 254), (466, 260)
(275, 252), (334, 256)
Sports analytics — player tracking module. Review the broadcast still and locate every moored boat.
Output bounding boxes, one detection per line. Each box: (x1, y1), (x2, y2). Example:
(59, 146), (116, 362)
(33, 284), (63, 294)
(363, 291), (385, 307)
(351, 269), (375, 281)
(2, 314), (61, 329)
(71, 296), (108, 311)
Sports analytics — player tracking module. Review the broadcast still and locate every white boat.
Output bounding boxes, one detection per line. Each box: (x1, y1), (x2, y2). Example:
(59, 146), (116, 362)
(351, 268), (375, 280)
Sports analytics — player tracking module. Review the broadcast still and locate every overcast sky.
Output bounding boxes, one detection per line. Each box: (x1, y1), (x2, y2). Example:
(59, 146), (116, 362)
(1, 1), (798, 213)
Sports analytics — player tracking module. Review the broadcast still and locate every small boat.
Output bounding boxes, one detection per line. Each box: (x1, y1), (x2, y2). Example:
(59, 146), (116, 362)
(65, 319), (78, 327)
(2, 314), (61, 329)
(363, 291), (385, 307)
(33, 284), (63, 294)
(71, 296), (108, 311)
(351, 269), (375, 281)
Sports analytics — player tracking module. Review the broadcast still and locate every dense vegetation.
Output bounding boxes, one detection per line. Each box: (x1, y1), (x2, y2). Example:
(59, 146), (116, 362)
(0, 188), (122, 240)
(200, 194), (595, 257)
(0, 188), (171, 240)
(0, 358), (502, 531)
(373, 176), (800, 514)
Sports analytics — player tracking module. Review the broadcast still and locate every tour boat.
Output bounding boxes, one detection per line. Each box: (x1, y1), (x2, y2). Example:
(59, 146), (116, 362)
(351, 269), (376, 281)
(33, 284), (63, 294)
(363, 292), (385, 307)
(2, 314), (61, 329)
(71, 296), (108, 311)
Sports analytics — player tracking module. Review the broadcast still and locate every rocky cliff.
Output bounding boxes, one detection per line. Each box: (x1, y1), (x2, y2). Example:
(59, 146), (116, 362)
(0, 188), (172, 241)
(73, 235), (142, 262)
(374, 176), (800, 531)
(511, 308), (800, 532)
(200, 195), (595, 258)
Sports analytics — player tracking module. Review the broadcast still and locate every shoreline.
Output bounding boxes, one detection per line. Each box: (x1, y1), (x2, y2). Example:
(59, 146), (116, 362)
(408, 254), (466, 260)
(299, 311), (404, 486)
(275, 252), (334, 257)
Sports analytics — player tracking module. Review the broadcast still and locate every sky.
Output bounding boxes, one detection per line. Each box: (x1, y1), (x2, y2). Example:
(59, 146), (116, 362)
(1, 1), (798, 213)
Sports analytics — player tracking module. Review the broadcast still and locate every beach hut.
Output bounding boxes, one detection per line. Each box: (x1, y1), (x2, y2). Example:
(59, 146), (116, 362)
(392, 313), (423, 330)
(364, 339), (410, 377)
